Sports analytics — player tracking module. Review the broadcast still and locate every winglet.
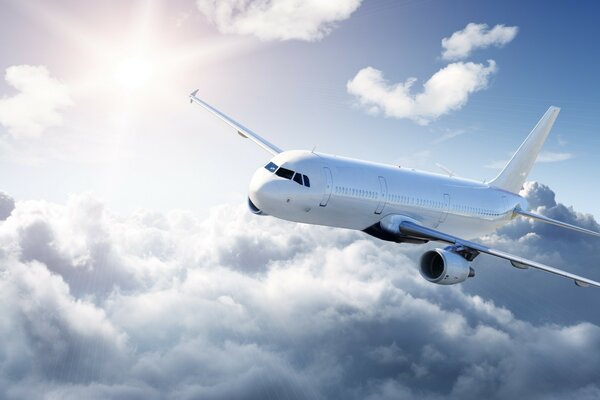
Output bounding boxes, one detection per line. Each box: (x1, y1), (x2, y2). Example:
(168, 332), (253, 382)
(190, 89), (199, 103)
(189, 90), (283, 155)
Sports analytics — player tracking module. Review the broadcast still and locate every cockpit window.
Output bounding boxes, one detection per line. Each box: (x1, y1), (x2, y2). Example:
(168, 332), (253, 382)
(269, 164), (311, 187)
(264, 162), (278, 173)
(303, 175), (310, 187)
(293, 173), (303, 185)
(275, 167), (294, 180)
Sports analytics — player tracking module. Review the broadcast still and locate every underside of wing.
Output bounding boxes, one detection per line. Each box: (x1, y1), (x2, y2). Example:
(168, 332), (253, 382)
(189, 90), (283, 156)
(398, 221), (600, 288)
(514, 208), (600, 238)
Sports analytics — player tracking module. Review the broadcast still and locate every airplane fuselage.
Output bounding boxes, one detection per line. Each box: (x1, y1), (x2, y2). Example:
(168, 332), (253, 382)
(190, 92), (600, 287)
(249, 150), (527, 241)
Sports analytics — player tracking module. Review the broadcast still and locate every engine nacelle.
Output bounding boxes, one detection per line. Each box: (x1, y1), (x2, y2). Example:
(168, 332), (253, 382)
(419, 248), (475, 285)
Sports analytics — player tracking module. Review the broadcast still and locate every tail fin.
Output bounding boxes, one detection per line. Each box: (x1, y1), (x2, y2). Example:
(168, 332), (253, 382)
(489, 106), (560, 193)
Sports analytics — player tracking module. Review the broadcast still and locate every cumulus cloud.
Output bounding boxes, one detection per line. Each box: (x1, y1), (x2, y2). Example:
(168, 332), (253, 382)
(1, 188), (600, 398)
(470, 181), (600, 324)
(0, 191), (15, 220)
(441, 23), (518, 61)
(0, 65), (72, 139)
(196, 0), (362, 41)
(347, 61), (496, 124)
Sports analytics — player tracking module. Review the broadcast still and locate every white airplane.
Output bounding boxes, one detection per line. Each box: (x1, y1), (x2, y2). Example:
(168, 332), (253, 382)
(190, 90), (600, 288)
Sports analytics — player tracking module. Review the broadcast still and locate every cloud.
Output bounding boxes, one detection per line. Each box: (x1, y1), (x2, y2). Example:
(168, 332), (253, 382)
(470, 181), (600, 323)
(347, 61), (496, 124)
(0, 65), (72, 139)
(441, 23), (518, 61)
(1, 188), (600, 398)
(196, 0), (362, 41)
(0, 192), (15, 221)
(486, 151), (574, 169)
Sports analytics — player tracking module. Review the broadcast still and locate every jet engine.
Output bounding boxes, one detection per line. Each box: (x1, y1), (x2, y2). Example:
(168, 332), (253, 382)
(419, 248), (475, 285)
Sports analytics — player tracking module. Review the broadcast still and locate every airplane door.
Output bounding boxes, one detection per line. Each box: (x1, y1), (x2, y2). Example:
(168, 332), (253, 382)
(320, 167), (333, 207)
(439, 193), (450, 223)
(375, 176), (388, 214)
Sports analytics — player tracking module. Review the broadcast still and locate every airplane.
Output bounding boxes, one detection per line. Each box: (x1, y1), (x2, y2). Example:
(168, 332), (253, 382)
(190, 90), (600, 288)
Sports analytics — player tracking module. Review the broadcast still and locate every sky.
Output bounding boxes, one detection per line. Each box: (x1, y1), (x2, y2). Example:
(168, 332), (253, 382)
(1, 0), (600, 399)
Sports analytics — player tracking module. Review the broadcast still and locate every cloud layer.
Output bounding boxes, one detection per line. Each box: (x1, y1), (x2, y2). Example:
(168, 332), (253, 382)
(196, 0), (362, 41)
(1, 183), (600, 399)
(0, 65), (72, 139)
(441, 23), (518, 61)
(347, 61), (496, 125)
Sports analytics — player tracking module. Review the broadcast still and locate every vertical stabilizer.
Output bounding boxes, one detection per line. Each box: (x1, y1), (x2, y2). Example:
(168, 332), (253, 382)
(489, 107), (560, 193)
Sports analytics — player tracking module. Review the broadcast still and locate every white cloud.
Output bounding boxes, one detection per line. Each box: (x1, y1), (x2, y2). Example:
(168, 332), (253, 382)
(347, 61), (496, 124)
(441, 23), (518, 61)
(0, 65), (72, 139)
(196, 0), (362, 41)
(1, 189), (600, 398)
(0, 192), (14, 221)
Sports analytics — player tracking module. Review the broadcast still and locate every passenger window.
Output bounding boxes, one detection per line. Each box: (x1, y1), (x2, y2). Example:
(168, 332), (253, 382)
(293, 173), (303, 185)
(264, 162), (278, 172)
(275, 167), (294, 180)
(303, 175), (310, 187)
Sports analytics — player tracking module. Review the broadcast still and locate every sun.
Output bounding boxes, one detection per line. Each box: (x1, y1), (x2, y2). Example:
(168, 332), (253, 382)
(19, 0), (246, 104)
(113, 56), (154, 91)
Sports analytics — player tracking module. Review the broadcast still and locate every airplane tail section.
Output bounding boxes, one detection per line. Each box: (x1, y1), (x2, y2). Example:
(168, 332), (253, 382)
(489, 107), (560, 193)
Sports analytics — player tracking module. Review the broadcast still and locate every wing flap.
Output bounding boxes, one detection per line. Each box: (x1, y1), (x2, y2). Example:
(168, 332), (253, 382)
(399, 221), (600, 288)
(189, 90), (283, 155)
(514, 208), (600, 238)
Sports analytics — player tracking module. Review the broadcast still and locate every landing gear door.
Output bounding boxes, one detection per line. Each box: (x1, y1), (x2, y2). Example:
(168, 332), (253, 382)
(320, 167), (333, 207)
(375, 176), (388, 214)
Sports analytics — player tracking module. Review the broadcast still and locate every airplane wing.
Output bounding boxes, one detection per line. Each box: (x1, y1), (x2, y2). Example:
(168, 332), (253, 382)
(189, 90), (283, 155)
(398, 221), (600, 288)
(514, 208), (600, 238)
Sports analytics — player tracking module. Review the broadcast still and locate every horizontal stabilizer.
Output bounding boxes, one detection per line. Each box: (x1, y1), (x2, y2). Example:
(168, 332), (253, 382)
(514, 209), (600, 238)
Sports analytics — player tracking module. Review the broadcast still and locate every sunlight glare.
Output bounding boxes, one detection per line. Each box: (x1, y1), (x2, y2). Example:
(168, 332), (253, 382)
(114, 56), (154, 90)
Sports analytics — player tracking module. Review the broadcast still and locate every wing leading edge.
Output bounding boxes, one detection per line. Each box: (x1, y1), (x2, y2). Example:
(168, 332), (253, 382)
(189, 90), (283, 155)
(398, 221), (600, 288)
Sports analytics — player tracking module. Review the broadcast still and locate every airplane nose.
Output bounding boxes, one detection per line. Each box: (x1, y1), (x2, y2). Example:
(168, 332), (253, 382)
(248, 168), (279, 210)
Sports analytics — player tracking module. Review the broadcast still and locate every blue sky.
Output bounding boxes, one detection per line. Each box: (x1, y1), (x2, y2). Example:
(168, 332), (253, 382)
(2, 1), (600, 398)
(1, 0), (599, 218)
